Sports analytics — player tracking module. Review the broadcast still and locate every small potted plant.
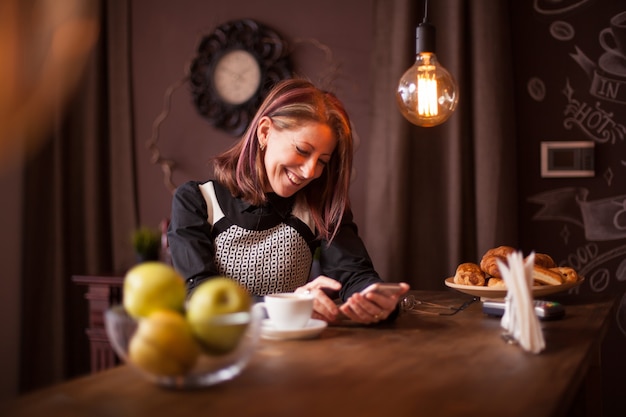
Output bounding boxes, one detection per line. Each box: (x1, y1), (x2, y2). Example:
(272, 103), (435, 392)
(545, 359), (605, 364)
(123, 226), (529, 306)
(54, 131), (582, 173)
(131, 226), (161, 263)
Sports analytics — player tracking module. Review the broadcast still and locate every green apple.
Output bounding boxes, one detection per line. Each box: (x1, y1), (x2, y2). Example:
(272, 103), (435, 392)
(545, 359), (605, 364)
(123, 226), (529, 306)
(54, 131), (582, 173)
(128, 309), (200, 376)
(123, 262), (186, 318)
(186, 277), (252, 355)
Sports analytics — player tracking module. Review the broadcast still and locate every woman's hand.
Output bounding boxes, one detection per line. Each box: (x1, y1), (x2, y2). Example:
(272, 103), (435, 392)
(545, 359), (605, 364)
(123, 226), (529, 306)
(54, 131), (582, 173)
(295, 276), (342, 322)
(339, 282), (410, 324)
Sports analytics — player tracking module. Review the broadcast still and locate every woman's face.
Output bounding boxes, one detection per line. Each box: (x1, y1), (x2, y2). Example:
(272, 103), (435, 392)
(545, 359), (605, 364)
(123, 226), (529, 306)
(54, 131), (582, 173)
(258, 117), (337, 198)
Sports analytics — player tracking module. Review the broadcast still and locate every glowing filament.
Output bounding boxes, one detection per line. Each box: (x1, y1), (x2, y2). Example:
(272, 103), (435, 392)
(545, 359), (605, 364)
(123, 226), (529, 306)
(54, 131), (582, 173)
(417, 67), (438, 116)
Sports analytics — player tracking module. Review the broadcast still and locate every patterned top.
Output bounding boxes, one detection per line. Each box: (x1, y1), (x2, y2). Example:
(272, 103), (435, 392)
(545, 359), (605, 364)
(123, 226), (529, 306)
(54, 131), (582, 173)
(214, 223), (311, 294)
(168, 180), (382, 300)
(206, 180), (313, 294)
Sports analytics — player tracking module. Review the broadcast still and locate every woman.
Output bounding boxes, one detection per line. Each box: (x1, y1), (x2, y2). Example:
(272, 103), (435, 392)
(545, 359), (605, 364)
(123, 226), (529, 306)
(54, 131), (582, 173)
(168, 79), (409, 324)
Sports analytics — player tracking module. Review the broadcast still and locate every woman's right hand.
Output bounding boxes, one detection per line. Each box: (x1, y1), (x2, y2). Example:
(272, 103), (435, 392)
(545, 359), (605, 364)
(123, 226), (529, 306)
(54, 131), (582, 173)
(295, 276), (342, 322)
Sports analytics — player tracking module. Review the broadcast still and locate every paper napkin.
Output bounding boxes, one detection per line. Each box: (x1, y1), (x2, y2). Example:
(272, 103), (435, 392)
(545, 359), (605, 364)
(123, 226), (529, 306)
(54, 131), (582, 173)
(497, 251), (545, 354)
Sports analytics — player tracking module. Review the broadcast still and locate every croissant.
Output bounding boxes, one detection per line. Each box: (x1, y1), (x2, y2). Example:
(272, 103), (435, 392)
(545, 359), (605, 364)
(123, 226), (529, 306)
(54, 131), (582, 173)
(532, 265), (564, 285)
(532, 253), (557, 269)
(454, 263), (486, 286)
(551, 267), (578, 283)
(479, 246), (515, 277)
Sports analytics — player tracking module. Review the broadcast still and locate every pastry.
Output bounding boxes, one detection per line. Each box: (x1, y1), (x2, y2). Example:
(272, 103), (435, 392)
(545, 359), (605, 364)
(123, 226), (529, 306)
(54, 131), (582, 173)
(454, 262), (486, 286)
(449, 248), (579, 288)
(532, 265), (564, 286)
(533, 253), (557, 269)
(552, 267), (578, 283)
(487, 277), (506, 288)
(479, 246), (515, 276)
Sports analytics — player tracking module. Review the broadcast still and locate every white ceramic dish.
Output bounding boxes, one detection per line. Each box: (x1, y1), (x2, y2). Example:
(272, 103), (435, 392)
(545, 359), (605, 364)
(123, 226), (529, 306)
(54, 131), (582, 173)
(261, 318), (327, 340)
(444, 277), (584, 299)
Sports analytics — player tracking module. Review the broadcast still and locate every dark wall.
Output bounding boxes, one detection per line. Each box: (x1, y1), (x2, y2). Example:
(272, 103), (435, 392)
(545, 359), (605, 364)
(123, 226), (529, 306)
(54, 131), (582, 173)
(511, 1), (626, 415)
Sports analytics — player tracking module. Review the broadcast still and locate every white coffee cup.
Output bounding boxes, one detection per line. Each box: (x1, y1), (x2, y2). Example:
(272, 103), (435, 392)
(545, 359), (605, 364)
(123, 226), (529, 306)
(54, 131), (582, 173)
(256, 293), (314, 330)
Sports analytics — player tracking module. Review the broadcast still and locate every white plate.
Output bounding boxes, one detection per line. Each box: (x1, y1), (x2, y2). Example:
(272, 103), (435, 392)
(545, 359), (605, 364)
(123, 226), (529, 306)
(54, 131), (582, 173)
(444, 277), (584, 299)
(261, 318), (327, 341)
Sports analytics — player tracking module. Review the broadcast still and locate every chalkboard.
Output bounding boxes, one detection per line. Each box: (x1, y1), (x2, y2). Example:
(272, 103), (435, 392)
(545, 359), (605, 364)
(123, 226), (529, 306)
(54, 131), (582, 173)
(512, 1), (626, 415)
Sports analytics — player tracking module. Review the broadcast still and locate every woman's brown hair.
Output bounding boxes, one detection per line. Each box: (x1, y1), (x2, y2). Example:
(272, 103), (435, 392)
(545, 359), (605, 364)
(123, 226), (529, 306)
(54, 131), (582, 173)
(213, 78), (353, 243)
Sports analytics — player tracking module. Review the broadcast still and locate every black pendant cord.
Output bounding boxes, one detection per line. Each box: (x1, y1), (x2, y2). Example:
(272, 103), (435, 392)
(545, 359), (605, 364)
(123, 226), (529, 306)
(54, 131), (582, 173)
(416, 0), (436, 54)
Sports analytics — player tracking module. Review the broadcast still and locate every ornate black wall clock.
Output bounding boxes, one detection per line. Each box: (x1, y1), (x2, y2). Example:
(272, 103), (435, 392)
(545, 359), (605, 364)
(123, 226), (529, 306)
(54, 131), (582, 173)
(189, 19), (293, 136)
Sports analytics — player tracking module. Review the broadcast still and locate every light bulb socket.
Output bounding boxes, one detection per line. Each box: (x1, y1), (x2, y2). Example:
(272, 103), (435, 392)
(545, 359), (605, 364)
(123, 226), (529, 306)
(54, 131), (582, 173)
(416, 22), (436, 54)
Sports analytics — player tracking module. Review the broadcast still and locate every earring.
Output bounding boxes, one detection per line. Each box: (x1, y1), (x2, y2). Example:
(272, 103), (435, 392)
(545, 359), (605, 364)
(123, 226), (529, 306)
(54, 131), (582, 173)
(260, 143), (266, 151)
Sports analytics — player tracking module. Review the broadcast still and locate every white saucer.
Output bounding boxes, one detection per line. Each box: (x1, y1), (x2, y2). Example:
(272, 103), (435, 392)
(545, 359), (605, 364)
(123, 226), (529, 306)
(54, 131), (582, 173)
(261, 318), (327, 340)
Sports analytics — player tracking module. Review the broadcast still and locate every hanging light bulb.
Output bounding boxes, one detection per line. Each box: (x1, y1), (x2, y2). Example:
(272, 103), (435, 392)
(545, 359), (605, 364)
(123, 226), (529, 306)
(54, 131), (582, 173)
(396, 3), (458, 127)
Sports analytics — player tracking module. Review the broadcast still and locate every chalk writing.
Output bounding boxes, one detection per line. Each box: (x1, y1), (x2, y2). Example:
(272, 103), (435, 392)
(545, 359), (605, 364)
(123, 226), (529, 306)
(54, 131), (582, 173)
(528, 1), (626, 346)
(563, 80), (626, 144)
(563, 243), (626, 279)
(550, 20), (575, 41)
(616, 258), (626, 282)
(588, 267), (611, 292)
(527, 77), (546, 102)
(562, 242), (598, 270)
(604, 167), (614, 186)
(619, 294), (626, 335)
(591, 70), (626, 103)
(529, 187), (626, 241)
(533, 0), (591, 15)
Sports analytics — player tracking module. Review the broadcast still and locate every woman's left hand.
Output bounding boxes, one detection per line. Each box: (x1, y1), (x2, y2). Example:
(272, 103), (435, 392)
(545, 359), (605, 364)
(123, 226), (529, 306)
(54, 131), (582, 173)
(295, 276), (343, 322)
(339, 282), (410, 324)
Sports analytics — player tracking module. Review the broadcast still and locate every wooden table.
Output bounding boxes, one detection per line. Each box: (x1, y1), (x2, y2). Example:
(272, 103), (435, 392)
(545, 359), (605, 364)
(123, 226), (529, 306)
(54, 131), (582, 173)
(3, 290), (615, 417)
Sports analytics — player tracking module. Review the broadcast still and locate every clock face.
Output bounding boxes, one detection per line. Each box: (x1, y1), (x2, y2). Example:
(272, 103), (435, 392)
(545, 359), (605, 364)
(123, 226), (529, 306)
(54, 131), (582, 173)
(213, 50), (262, 105)
(190, 19), (293, 136)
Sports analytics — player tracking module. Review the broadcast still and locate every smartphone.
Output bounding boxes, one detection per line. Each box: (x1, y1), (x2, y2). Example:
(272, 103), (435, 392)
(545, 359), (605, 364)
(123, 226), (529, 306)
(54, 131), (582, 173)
(482, 299), (565, 320)
(360, 283), (405, 297)
(336, 283), (405, 321)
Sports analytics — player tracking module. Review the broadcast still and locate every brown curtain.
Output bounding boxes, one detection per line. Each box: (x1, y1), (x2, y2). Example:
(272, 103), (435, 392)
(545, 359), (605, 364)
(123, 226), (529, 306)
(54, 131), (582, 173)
(19, 0), (137, 392)
(365, 0), (518, 290)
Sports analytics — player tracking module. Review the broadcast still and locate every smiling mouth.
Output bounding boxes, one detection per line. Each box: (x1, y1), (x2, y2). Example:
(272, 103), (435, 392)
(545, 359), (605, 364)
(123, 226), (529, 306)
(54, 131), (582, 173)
(286, 170), (303, 186)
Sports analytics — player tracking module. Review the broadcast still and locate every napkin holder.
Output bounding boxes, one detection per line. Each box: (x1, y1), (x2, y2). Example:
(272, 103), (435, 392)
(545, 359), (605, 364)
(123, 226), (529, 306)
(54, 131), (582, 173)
(497, 252), (545, 354)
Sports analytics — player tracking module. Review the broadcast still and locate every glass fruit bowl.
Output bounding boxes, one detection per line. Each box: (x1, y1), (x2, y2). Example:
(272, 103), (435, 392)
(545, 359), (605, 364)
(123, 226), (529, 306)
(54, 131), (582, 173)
(104, 304), (263, 389)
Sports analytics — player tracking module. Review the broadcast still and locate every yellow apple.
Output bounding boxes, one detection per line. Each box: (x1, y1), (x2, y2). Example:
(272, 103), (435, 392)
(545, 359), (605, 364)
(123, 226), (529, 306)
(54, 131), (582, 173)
(123, 261), (186, 318)
(128, 309), (200, 376)
(186, 277), (252, 355)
